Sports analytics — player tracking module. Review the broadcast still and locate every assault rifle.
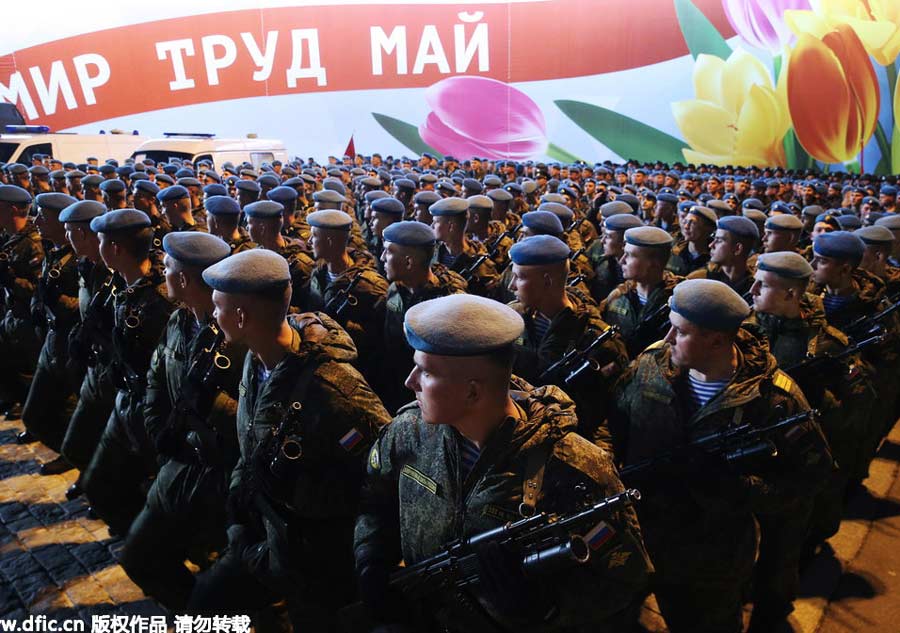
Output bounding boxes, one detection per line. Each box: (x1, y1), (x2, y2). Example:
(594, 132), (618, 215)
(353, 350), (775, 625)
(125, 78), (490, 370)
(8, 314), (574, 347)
(843, 297), (900, 341)
(461, 254), (489, 283)
(390, 489), (640, 599)
(325, 272), (363, 318)
(70, 275), (116, 365)
(619, 409), (818, 483)
(538, 325), (620, 386)
(487, 223), (521, 259)
(784, 329), (884, 374)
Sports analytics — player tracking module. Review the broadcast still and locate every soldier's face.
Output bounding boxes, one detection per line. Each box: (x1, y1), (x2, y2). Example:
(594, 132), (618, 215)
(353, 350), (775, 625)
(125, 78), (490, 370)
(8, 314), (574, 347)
(763, 229), (796, 253)
(811, 254), (847, 286)
(382, 242), (412, 283)
(663, 312), (709, 369)
(405, 351), (469, 426)
(163, 254), (185, 302)
(750, 271), (790, 314)
(508, 264), (546, 309)
(619, 244), (655, 282)
(601, 230), (625, 258)
(709, 229), (736, 265)
(211, 290), (243, 343)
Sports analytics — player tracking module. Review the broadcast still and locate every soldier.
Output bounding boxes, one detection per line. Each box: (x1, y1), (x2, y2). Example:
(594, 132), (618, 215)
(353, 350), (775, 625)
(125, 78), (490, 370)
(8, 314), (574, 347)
(588, 211), (643, 303)
(307, 209), (388, 379)
(100, 179), (128, 210)
(80, 209), (177, 536)
(58, 200), (116, 500)
(188, 249), (390, 630)
(600, 226), (681, 358)
(667, 205), (716, 276)
(377, 221), (466, 414)
(20, 193), (81, 474)
(159, 185), (205, 232)
(120, 232), (240, 612)
(354, 293), (652, 632)
(431, 197), (501, 298)
(235, 180), (261, 210)
(506, 235), (628, 442)
(688, 215), (759, 297)
(856, 225), (900, 297)
(467, 194), (515, 270)
(267, 185), (301, 241)
(610, 279), (832, 633)
(131, 179), (169, 249)
(762, 214), (803, 254)
(206, 196), (256, 254)
(82, 174), (104, 203)
(649, 192), (681, 240)
(0, 185), (44, 421)
(368, 197), (406, 270)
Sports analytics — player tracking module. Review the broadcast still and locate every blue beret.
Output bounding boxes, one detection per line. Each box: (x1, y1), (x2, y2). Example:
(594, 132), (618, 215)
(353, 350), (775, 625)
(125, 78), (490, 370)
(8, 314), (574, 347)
(467, 195), (493, 210)
(669, 279), (749, 332)
(157, 185), (189, 202)
(504, 182), (523, 195)
(6, 164), (28, 175)
(163, 232), (231, 268)
(419, 173), (438, 184)
(522, 180), (538, 195)
(764, 214), (802, 231)
(404, 294), (523, 356)
(716, 215), (759, 240)
(487, 188), (513, 202)
(365, 190), (390, 203)
(257, 174), (280, 188)
(267, 186), (299, 203)
(90, 209), (151, 233)
(688, 205), (718, 226)
(175, 168), (195, 179)
(742, 198), (764, 211)
(600, 200), (636, 218)
(875, 214), (900, 230)
(307, 209), (352, 230)
(854, 225), (894, 246)
(605, 214), (644, 231)
(462, 178), (483, 193)
(509, 235), (570, 266)
(203, 184), (228, 197)
(35, 193), (77, 212)
(436, 180), (458, 194)
(880, 185), (897, 196)
(383, 221), (436, 247)
(769, 201), (791, 214)
(133, 180), (160, 196)
(236, 180), (261, 194)
(708, 200), (731, 215)
(483, 175), (502, 187)
(522, 211), (563, 235)
(616, 194), (640, 212)
(98, 165), (116, 175)
(66, 170), (86, 179)
(813, 231), (865, 263)
(756, 252), (813, 279)
(657, 193), (679, 204)
(371, 197), (406, 216)
(361, 176), (382, 188)
(836, 215), (862, 230)
(59, 200), (105, 223)
(429, 197), (468, 216)
(538, 202), (574, 223)
(244, 200), (284, 218)
(205, 196), (241, 216)
(541, 193), (567, 205)
(802, 205), (824, 218)
(99, 179), (126, 193)
(177, 177), (201, 188)
(156, 174), (175, 186)
(624, 226), (674, 248)
(202, 249), (290, 295)
(313, 189), (347, 204)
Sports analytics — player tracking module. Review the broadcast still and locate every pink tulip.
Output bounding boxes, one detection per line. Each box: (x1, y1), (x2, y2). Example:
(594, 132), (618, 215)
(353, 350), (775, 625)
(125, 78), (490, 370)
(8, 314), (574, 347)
(723, 0), (811, 53)
(419, 76), (548, 160)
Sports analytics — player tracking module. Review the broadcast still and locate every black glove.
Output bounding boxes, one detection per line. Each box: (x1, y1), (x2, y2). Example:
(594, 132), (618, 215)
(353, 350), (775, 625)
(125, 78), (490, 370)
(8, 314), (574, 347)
(474, 541), (557, 623)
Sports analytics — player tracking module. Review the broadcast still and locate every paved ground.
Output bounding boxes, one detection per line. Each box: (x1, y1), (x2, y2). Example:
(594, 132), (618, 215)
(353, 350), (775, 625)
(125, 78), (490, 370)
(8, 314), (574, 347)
(1, 412), (898, 631)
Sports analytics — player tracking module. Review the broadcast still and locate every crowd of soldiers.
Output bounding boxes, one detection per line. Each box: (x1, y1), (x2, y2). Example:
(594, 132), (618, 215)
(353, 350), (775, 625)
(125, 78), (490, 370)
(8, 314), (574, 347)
(0, 149), (898, 633)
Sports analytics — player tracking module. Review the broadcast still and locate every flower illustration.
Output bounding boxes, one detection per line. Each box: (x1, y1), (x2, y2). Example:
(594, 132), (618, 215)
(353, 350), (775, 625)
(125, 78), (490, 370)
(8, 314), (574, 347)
(418, 76), (548, 160)
(723, 0), (812, 53)
(672, 48), (790, 166)
(786, 23), (879, 163)
(785, 0), (900, 66)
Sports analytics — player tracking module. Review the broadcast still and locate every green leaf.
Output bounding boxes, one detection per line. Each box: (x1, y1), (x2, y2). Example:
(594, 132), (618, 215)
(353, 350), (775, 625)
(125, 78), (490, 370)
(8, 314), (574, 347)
(892, 122), (900, 174)
(874, 155), (890, 176)
(673, 0), (732, 60)
(546, 143), (583, 163)
(371, 113), (442, 158)
(555, 100), (686, 164)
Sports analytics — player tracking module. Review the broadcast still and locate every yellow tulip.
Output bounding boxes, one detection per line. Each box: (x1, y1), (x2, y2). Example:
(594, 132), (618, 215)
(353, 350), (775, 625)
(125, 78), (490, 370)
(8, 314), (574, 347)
(785, 0), (900, 66)
(787, 24), (880, 164)
(672, 48), (789, 167)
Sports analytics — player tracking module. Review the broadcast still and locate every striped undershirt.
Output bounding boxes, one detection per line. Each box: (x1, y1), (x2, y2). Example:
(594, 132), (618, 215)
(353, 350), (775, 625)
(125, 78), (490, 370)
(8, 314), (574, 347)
(459, 435), (481, 479)
(438, 247), (457, 268)
(822, 293), (852, 316)
(688, 373), (729, 408)
(636, 290), (648, 306)
(531, 313), (552, 341)
(327, 270), (340, 285)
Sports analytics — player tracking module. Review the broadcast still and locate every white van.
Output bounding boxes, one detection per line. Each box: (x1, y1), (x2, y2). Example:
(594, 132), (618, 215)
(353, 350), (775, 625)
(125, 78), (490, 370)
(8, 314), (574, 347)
(132, 133), (289, 169)
(0, 125), (148, 165)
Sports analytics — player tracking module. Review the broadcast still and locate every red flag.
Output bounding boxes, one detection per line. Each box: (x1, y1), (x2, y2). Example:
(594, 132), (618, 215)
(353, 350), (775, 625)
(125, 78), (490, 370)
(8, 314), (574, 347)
(344, 135), (355, 159)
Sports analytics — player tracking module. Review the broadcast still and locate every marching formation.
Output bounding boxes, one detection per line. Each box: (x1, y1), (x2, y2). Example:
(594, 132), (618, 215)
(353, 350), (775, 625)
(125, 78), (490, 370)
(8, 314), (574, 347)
(0, 151), (898, 633)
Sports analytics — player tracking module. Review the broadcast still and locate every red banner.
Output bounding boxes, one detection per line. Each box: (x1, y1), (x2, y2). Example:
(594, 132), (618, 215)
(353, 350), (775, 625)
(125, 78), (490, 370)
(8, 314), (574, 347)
(0, 0), (733, 131)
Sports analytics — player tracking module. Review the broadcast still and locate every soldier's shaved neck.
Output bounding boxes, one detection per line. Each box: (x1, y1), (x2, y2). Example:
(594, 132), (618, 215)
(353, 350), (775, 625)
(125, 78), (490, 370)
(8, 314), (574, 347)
(439, 354), (516, 446)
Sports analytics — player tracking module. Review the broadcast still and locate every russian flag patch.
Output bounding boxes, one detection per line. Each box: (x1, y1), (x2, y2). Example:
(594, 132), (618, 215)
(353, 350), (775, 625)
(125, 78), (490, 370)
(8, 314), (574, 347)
(339, 428), (365, 452)
(584, 521), (616, 551)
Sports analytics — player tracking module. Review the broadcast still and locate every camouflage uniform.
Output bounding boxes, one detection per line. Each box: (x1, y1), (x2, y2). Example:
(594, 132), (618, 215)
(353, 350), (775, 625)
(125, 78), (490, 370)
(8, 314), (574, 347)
(0, 220), (44, 405)
(667, 242), (710, 276)
(227, 228), (256, 254)
(610, 327), (832, 633)
(377, 264), (467, 414)
(433, 240), (501, 299)
(21, 242), (80, 452)
(599, 272), (682, 358)
(120, 310), (245, 611)
(189, 313), (391, 630)
(268, 238), (315, 309)
(354, 384), (653, 633)
(509, 290), (628, 444)
(81, 266), (177, 535)
(585, 245), (625, 303)
(60, 260), (116, 472)
(687, 262), (756, 299)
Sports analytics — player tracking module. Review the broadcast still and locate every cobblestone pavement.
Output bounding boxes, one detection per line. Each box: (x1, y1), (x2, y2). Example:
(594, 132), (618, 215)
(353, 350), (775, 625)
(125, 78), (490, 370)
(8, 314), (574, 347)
(0, 416), (163, 624)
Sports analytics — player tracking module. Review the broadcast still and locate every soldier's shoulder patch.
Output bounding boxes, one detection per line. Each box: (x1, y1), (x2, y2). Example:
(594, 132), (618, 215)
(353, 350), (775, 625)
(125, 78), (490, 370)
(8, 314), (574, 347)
(607, 302), (629, 316)
(643, 340), (666, 352)
(400, 464), (439, 495)
(368, 445), (380, 471)
(772, 370), (796, 394)
(607, 549), (632, 569)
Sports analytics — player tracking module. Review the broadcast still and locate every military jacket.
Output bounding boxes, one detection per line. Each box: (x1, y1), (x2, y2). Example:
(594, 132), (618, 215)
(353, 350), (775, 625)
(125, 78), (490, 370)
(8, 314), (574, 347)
(32, 243), (79, 333)
(687, 262), (755, 298)
(228, 229), (256, 255)
(610, 327), (833, 580)
(433, 240), (501, 299)
(0, 221), (43, 318)
(667, 241), (710, 276)
(355, 385), (652, 632)
(600, 272), (682, 358)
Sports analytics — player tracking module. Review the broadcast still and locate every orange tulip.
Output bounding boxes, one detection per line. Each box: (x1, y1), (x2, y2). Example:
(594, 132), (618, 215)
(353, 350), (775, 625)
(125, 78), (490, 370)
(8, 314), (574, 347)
(787, 23), (880, 164)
